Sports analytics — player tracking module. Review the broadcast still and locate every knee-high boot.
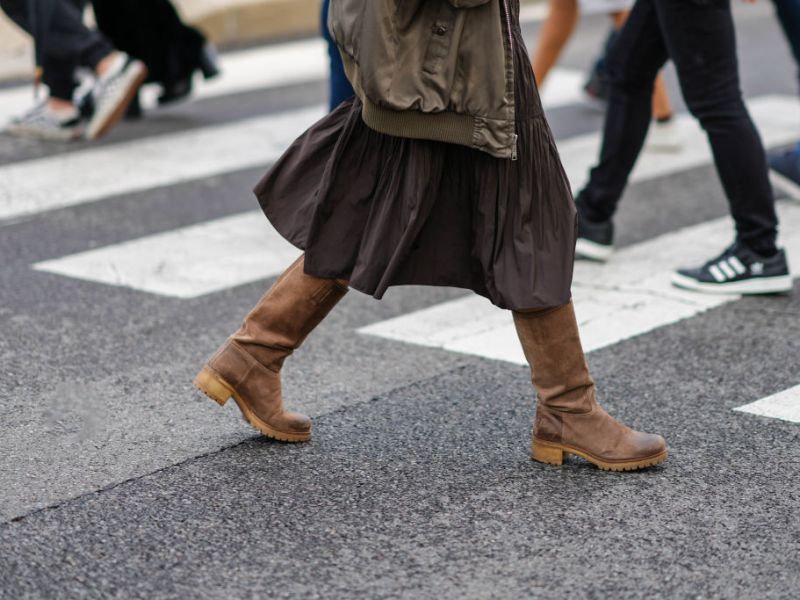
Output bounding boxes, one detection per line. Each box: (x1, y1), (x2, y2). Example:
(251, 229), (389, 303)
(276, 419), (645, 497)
(194, 255), (348, 442)
(513, 302), (667, 471)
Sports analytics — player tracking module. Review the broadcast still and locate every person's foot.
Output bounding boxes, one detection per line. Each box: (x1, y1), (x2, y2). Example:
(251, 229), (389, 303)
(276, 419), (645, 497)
(768, 145), (800, 200)
(575, 196), (614, 262)
(672, 242), (792, 295)
(646, 117), (684, 153)
(125, 91), (143, 120)
(158, 76), (193, 105)
(514, 303), (668, 472)
(85, 53), (148, 140)
(158, 44), (220, 105)
(5, 102), (84, 141)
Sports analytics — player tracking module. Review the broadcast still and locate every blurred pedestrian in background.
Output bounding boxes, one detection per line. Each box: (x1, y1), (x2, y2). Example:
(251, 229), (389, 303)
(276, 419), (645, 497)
(574, 0), (791, 296)
(193, 0), (667, 472)
(2, 0), (219, 140)
(767, 0), (800, 194)
(321, 0), (353, 110)
(92, 0), (219, 113)
(531, 0), (681, 150)
(1, 0), (146, 140)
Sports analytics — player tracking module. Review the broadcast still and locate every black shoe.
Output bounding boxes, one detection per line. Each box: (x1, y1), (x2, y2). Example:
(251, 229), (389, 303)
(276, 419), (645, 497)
(672, 242), (792, 295)
(158, 45), (221, 106)
(575, 198), (614, 262)
(158, 76), (193, 105)
(125, 90), (143, 120)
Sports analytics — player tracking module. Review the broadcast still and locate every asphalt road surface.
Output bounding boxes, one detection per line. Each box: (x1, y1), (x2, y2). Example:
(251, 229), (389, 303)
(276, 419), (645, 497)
(1, 4), (799, 598)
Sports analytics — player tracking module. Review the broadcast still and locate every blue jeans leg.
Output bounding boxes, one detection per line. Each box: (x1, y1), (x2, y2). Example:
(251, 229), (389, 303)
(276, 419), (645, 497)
(321, 0), (355, 111)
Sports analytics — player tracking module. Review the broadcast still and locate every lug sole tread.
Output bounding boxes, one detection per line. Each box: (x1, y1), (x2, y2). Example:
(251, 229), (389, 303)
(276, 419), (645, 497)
(534, 440), (667, 472)
(193, 368), (311, 443)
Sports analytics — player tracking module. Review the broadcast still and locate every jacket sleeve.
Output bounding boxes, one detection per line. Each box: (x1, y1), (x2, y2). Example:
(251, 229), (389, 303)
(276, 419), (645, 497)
(447, 0), (491, 7)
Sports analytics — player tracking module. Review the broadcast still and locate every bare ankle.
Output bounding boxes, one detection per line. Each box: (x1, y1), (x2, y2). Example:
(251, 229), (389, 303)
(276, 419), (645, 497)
(95, 52), (121, 78)
(47, 98), (76, 113)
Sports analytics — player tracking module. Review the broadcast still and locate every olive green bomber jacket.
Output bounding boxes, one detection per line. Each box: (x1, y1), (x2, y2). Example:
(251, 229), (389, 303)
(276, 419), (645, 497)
(328, 0), (518, 159)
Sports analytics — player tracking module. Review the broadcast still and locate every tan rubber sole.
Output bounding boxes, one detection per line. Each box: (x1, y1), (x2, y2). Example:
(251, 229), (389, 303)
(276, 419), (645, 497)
(193, 367), (311, 443)
(532, 439), (667, 472)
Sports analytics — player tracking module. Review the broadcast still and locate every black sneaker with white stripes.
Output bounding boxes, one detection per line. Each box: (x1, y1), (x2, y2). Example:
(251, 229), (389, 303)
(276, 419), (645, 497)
(672, 242), (792, 295)
(575, 197), (614, 262)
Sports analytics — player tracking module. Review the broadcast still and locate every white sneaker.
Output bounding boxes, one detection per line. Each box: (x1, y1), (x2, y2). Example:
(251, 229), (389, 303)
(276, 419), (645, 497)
(5, 102), (84, 141)
(646, 119), (684, 153)
(85, 53), (148, 140)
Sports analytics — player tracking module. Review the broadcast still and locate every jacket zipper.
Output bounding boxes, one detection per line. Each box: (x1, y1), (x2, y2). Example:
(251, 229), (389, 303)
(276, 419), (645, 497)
(501, 0), (518, 160)
(502, 0), (514, 57)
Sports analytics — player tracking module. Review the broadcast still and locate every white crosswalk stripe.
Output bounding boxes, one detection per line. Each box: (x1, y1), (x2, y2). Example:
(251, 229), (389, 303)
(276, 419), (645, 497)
(2, 94), (797, 223)
(2, 53), (798, 428)
(34, 211), (300, 298)
(735, 385), (800, 423)
(0, 105), (324, 222)
(0, 67), (593, 223)
(27, 95), (800, 300)
(358, 203), (800, 363)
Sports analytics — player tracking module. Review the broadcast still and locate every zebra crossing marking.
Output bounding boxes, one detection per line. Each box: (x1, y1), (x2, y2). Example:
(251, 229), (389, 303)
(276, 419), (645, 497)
(735, 385), (800, 424)
(34, 211), (299, 298)
(25, 96), (800, 301)
(2, 95), (797, 223)
(0, 105), (325, 222)
(0, 68), (595, 223)
(358, 203), (800, 364)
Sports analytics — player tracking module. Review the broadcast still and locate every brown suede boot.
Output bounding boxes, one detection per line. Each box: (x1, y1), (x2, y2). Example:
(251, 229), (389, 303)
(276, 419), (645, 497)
(513, 302), (667, 471)
(194, 256), (348, 442)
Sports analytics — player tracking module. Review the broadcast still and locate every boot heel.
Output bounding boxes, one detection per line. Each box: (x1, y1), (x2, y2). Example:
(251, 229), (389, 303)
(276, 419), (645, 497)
(194, 367), (233, 406)
(532, 441), (564, 465)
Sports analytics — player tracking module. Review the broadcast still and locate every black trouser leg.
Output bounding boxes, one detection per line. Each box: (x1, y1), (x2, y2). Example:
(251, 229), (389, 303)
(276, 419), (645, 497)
(0, 0), (113, 100)
(578, 0), (668, 223)
(578, 0), (778, 255)
(655, 0), (778, 255)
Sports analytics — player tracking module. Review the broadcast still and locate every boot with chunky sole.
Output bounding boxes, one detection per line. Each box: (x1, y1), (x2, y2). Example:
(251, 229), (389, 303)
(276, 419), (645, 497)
(513, 302), (668, 471)
(194, 256), (348, 442)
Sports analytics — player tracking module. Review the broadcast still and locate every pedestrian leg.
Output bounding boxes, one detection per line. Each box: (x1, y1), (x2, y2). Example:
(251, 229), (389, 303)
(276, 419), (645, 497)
(575, 0), (667, 227)
(515, 302), (667, 471)
(652, 0), (791, 294)
(531, 0), (579, 85)
(194, 256), (349, 442)
(657, 0), (778, 256)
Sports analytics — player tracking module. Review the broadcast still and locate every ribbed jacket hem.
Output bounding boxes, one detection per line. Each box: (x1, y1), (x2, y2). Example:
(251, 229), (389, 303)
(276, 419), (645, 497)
(339, 52), (514, 159)
(361, 97), (476, 151)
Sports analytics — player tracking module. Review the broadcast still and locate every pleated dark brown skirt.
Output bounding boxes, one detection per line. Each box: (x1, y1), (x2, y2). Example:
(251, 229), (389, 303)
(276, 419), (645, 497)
(254, 9), (576, 310)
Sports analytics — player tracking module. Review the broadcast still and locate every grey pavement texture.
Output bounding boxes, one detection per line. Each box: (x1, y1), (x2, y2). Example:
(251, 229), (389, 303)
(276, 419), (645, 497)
(2, 5), (800, 598)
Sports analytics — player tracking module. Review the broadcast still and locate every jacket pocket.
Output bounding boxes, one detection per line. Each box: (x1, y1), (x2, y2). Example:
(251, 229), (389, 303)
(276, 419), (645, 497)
(422, 2), (458, 76)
